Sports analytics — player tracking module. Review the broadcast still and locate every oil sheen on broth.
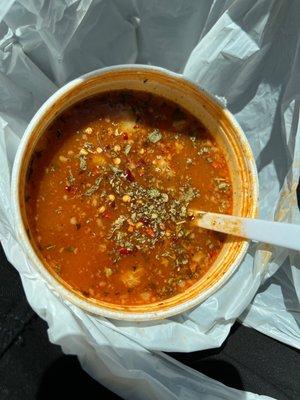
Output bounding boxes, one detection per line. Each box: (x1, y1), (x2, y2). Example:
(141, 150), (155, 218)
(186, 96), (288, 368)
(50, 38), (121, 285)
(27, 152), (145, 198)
(25, 90), (232, 306)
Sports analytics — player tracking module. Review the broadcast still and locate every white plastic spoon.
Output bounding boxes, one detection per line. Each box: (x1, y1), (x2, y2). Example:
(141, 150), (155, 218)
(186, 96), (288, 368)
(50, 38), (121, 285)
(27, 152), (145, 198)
(193, 211), (300, 251)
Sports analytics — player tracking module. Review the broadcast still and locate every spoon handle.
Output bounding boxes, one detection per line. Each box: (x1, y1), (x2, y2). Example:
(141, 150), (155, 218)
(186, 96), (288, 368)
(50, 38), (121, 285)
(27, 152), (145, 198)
(194, 211), (300, 251)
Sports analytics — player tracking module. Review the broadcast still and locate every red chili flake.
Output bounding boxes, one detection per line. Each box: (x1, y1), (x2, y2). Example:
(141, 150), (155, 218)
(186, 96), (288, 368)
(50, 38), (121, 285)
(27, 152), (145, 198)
(119, 247), (133, 255)
(65, 185), (78, 195)
(212, 161), (223, 169)
(103, 212), (111, 219)
(123, 133), (128, 140)
(125, 169), (135, 182)
(145, 227), (155, 237)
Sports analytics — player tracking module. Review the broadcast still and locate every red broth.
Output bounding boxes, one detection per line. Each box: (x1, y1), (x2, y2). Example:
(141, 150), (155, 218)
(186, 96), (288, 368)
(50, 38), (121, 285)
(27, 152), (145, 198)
(25, 90), (232, 305)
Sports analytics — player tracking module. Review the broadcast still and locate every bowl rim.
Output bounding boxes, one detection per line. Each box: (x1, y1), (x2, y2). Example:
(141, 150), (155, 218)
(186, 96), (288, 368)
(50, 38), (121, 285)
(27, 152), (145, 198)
(11, 64), (259, 321)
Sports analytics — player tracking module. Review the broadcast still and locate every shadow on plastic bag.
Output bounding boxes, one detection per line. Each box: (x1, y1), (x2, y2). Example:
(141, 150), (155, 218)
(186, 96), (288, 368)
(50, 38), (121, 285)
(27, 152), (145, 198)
(36, 354), (121, 399)
(35, 345), (248, 400)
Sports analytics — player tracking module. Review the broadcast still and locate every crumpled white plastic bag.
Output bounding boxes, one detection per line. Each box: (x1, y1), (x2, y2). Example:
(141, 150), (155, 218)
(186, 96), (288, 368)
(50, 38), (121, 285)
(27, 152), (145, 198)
(0, 0), (299, 398)
(183, 0), (300, 349)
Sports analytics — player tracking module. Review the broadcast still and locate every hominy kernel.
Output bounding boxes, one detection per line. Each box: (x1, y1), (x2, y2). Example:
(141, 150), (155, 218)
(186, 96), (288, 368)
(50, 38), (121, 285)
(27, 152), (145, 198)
(96, 147), (103, 153)
(113, 145), (121, 152)
(96, 218), (102, 227)
(122, 194), (131, 203)
(80, 148), (88, 155)
(139, 148), (145, 155)
(99, 206), (106, 214)
(70, 217), (77, 225)
(99, 244), (107, 252)
(113, 157), (121, 165)
(105, 267), (112, 277)
(108, 194), (115, 201)
(84, 127), (93, 134)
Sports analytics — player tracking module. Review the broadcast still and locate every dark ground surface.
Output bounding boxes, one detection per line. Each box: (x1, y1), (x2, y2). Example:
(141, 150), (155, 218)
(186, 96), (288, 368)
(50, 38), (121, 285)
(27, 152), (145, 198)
(0, 246), (299, 400)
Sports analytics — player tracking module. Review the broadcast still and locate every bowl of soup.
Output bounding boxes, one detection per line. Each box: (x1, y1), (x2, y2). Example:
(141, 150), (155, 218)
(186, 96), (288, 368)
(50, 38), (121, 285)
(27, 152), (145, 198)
(12, 65), (258, 320)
